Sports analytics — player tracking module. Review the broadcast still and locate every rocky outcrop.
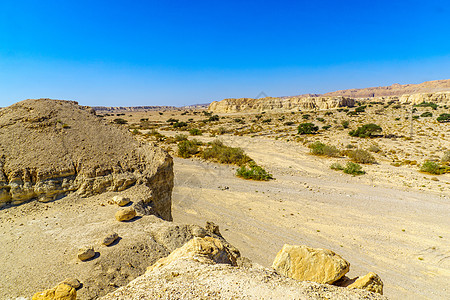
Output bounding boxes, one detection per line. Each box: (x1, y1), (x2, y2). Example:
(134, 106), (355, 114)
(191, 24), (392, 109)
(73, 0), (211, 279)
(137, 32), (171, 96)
(209, 96), (355, 113)
(398, 92), (450, 105)
(32, 283), (76, 300)
(348, 272), (384, 294)
(101, 242), (386, 300)
(0, 99), (173, 220)
(147, 236), (240, 272)
(272, 244), (350, 284)
(323, 79), (450, 98)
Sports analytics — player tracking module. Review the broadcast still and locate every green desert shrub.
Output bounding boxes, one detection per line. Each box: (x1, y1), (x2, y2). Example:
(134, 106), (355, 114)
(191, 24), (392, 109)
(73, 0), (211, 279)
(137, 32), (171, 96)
(302, 114), (311, 120)
(174, 134), (188, 142)
(437, 113), (450, 123)
(189, 128), (202, 136)
(236, 162), (273, 181)
(284, 121), (295, 126)
(177, 140), (199, 158)
(415, 102), (438, 110)
(208, 115), (220, 122)
(367, 144), (381, 153)
(349, 123), (382, 138)
(298, 123), (319, 135)
(113, 118), (127, 124)
(420, 112), (433, 117)
(322, 125), (331, 130)
(343, 149), (376, 164)
(173, 121), (188, 128)
(309, 141), (339, 157)
(201, 140), (251, 166)
(341, 120), (349, 128)
(343, 162), (365, 175)
(420, 161), (449, 175)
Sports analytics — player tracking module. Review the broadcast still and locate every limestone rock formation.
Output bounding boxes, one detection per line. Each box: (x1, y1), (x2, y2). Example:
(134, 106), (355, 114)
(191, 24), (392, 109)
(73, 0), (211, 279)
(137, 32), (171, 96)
(147, 236), (240, 272)
(0, 99), (173, 220)
(102, 250), (386, 300)
(209, 96), (355, 113)
(272, 244), (350, 284)
(323, 79), (450, 98)
(398, 92), (450, 105)
(348, 272), (384, 294)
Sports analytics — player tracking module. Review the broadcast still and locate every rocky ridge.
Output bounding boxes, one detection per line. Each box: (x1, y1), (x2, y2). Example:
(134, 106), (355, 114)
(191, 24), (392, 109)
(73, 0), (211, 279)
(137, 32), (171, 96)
(209, 96), (355, 113)
(0, 99), (173, 220)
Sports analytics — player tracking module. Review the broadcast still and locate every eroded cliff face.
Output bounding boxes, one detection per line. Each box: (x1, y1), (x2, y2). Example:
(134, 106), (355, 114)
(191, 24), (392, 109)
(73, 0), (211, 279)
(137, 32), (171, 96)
(209, 96), (355, 113)
(0, 99), (173, 220)
(398, 92), (450, 105)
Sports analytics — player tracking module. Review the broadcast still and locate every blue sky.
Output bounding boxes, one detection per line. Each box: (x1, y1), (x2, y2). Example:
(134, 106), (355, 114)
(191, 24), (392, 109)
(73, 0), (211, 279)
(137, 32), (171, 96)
(0, 0), (449, 107)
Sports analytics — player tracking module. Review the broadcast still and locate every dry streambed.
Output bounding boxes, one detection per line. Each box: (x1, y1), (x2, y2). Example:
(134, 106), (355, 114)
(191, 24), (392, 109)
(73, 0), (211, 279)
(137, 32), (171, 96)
(172, 135), (450, 299)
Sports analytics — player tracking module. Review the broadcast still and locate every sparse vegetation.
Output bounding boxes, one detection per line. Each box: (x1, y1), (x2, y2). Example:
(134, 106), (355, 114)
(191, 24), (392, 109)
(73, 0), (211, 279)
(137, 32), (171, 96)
(343, 149), (376, 164)
(343, 162), (365, 175)
(341, 120), (349, 128)
(420, 161), (449, 175)
(415, 102), (438, 110)
(236, 162), (273, 181)
(349, 123), (382, 138)
(298, 123), (319, 135)
(177, 140), (200, 158)
(189, 128), (202, 136)
(113, 118), (128, 124)
(309, 141), (339, 157)
(330, 163), (344, 170)
(201, 140), (251, 166)
(437, 113), (450, 123)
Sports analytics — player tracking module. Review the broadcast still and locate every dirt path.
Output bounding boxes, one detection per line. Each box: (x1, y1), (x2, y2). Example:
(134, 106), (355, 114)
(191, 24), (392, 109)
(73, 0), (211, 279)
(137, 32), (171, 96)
(172, 135), (450, 299)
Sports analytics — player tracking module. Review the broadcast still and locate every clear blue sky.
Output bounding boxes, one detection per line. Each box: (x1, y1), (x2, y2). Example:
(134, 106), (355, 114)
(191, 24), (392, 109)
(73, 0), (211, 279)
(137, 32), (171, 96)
(1, 0), (449, 107)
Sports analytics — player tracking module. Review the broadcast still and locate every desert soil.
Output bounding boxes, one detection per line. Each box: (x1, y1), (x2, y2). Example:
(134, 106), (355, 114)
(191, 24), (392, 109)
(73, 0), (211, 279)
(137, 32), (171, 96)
(171, 134), (450, 299)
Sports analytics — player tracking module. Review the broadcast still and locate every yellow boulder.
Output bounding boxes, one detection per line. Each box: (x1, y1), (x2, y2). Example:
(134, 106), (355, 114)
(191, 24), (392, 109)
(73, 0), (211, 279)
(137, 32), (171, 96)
(272, 244), (350, 284)
(348, 272), (384, 294)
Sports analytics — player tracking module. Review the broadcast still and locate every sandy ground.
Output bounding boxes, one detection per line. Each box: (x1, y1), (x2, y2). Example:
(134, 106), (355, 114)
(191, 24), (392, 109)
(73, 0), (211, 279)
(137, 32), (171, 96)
(171, 135), (450, 299)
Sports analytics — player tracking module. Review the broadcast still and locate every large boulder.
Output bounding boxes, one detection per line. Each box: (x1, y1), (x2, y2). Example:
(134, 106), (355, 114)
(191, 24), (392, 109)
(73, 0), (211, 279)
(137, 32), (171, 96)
(272, 244), (350, 284)
(0, 99), (173, 220)
(147, 236), (239, 272)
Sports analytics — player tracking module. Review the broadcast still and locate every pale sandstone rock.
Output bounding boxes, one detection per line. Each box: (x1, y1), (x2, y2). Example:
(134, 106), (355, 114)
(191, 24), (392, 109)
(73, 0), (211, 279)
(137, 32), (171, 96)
(147, 237), (239, 272)
(399, 92), (450, 105)
(191, 225), (207, 237)
(77, 246), (95, 261)
(348, 272), (384, 295)
(102, 258), (387, 300)
(59, 278), (81, 289)
(0, 99), (173, 221)
(208, 96), (355, 113)
(102, 232), (119, 246)
(115, 207), (136, 221)
(113, 195), (130, 206)
(32, 283), (76, 300)
(272, 244), (350, 284)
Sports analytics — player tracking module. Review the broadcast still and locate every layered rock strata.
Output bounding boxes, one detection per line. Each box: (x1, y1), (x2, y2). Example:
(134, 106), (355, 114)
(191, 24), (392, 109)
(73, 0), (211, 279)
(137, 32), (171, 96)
(209, 96), (355, 113)
(0, 99), (173, 220)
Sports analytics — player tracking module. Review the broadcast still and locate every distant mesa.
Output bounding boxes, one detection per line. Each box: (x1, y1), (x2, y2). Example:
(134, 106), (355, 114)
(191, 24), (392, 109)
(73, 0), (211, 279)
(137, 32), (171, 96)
(208, 79), (450, 113)
(0, 99), (173, 220)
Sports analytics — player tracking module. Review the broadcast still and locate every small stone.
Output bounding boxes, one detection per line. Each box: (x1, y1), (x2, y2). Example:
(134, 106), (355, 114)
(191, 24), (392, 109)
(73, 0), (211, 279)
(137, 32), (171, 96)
(102, 232), (119, 246)
(77, 246), (95, 261)
(113, 195), (130, 206)
(348, 272), (384, 294)
(115, 207), (136, 221)
(60, 278), (81, 289)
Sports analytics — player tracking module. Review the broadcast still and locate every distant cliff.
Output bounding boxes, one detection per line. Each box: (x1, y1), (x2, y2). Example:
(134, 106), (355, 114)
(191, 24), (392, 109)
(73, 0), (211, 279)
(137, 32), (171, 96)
(323, 79), (450, 98)
(209, 96), (355, 113)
